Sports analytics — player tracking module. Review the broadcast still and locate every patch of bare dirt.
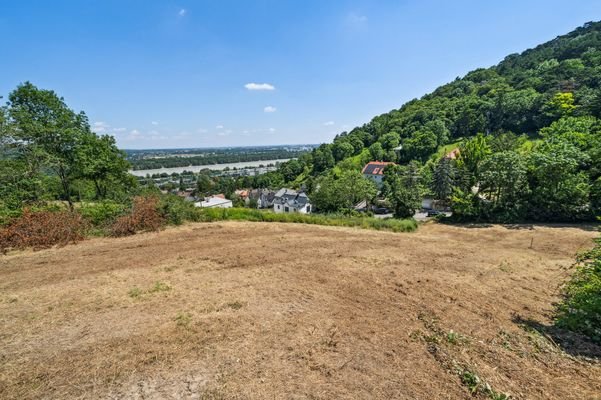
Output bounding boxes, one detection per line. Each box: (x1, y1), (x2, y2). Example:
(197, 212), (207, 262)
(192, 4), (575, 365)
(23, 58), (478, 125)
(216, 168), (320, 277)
(0, 222), (599, 399)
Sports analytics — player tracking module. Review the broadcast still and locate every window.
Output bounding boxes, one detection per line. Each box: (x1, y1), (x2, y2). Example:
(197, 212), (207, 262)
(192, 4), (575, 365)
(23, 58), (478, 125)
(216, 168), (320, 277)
(284, 206), (289, 212)
(277, 205), (280, 209)
(306, 205), (311, 213)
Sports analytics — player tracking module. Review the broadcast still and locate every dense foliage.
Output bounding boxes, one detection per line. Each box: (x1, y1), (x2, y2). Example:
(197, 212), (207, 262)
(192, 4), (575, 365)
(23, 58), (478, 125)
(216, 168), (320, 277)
(269, 21), (601, 222)
(557, 236), (601, 343)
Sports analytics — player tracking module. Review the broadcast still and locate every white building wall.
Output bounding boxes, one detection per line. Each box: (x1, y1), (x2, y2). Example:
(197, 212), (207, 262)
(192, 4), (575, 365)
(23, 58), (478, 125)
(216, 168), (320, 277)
(273, 203), (312, 214)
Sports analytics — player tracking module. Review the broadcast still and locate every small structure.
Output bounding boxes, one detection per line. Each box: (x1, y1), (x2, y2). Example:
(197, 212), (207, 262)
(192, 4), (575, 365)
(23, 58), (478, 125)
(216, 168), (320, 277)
(234, 189), (249, 200)
(362, 161), (394, 188)
(273, 188), (311, 214)
(248, 189), (277, 209)
(194, 195), (233, 209)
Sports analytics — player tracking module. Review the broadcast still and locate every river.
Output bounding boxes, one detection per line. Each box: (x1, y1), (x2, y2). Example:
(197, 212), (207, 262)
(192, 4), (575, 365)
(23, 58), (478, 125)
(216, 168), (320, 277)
(129, 158), (291, 177)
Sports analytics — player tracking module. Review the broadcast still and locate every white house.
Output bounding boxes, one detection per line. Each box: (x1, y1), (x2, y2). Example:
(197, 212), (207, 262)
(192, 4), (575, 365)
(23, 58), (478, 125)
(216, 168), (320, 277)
(361, 161), (394, 188)
(273, 188), (311, 214)
(194, 195), (233, 209)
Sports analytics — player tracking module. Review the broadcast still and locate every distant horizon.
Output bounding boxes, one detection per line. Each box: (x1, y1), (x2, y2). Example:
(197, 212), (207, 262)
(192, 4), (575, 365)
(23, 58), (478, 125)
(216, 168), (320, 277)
(2, 1), (601, 148)
(122, 143), (319, 151)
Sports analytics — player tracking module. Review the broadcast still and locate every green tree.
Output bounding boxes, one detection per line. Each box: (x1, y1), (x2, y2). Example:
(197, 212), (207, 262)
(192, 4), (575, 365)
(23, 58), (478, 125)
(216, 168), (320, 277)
(543, 92), (576, 120)
(381, 131), (401, 150)
(369, 142), (384, 161)
(196, 173), (213, 194)
(431, 157), (455, 201)
(527, 140), (590, 221)
(456, 133), (492, 185)
(312, 145), (335, 174)
(382, 164), (421, 218)
(76, 133), (131, 199)
(479, 151), (529, 220)
(312, 170), (377, 212)
(7, 82), (91, 210)
(332, 141), (354, 161)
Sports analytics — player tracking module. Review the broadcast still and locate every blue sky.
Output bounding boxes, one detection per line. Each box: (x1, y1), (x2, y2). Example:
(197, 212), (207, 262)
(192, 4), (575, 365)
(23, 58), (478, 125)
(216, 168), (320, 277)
(1, 1), (600, 149)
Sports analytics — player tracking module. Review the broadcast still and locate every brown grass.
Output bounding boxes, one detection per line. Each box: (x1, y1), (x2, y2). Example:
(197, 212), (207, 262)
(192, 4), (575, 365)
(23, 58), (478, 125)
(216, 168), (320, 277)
(0, 221), (600, 399)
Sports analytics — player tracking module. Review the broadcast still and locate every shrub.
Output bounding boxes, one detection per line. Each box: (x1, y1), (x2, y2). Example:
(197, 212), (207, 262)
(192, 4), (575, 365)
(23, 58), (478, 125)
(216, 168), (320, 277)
(556, 237), (601, 343)
(0, 204), (23, 227)
(0, 209), (88, 252)
(79, 201), (127, 227)
(158, 195), (199, 225)
(110, 196), (165, 237)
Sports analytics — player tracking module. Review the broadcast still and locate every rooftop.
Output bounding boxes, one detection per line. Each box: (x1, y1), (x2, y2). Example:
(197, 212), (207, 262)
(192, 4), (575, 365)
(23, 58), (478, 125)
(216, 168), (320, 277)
(361, 161), (394, 176)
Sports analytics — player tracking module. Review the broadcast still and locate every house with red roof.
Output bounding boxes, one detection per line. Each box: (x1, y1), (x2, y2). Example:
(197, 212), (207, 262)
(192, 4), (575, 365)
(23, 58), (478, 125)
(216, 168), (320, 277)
(361, 161), (394, 188)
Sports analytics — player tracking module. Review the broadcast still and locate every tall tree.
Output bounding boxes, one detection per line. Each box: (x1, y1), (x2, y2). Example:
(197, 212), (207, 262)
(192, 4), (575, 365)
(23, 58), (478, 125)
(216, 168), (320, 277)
(479, 151), (529, 219)
(382, 164), (421, 219)
(431, 157), (455, 201)
(7, 82), (90, 210)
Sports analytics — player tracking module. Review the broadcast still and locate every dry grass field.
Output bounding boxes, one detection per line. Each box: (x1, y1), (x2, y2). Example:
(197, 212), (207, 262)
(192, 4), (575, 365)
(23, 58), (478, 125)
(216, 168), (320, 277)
(0, 221), (600, 399)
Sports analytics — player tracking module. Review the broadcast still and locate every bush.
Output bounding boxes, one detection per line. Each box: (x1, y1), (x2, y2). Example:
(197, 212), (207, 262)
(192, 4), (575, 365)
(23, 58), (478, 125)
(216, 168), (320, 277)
(0, 209), (88, 252)
(158, 195), (199, 225)
(79, 201), (127, 226)
(0, 204), (23, 227)
(110, 196), (165, 237)
(556, 237), (601, 343)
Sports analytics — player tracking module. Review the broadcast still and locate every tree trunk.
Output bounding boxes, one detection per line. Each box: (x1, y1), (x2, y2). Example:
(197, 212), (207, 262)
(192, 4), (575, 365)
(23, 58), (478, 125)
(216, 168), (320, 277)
(58, 166), (73, 211)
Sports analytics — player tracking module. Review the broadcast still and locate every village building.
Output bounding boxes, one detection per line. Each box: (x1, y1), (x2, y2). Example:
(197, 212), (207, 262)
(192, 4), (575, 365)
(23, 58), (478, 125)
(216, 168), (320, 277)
(361, 161), (395, 188)
(248, 189), (277, 209)
(273, 188), (311, 214)
(194, 194), (233, 209)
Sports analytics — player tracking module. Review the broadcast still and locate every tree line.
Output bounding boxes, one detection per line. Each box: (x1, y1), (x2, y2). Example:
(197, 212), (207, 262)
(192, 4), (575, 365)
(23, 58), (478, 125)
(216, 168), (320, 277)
(129, 148), (308, 170)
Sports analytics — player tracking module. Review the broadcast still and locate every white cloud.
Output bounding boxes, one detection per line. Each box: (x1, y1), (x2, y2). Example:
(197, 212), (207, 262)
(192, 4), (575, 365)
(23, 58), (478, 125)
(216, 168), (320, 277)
(151, 121), (159, 126)
(197, 128), (208, 133)
(92, 121), (109, 133)
(178, 8), (186, 16)
(126, 129), (143, 141)
(215, 125), (224, 129)
(268, 128), (276, 133)
(264, 106), (277, 113)
(244, 82), (275, 91)
(113, 127), (126, 132)
(323, 121), (335, 126)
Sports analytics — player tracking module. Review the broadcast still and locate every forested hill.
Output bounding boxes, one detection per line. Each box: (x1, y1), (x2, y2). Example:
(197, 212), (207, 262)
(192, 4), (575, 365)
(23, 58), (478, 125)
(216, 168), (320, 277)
(273, 21), (601, 222)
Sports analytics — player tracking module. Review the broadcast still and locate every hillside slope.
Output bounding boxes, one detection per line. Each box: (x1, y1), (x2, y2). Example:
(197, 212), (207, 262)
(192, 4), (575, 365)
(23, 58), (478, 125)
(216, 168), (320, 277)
(1, 222), (599, 399)
(309, 20), (601, 168)
(270, 22), (601, 222)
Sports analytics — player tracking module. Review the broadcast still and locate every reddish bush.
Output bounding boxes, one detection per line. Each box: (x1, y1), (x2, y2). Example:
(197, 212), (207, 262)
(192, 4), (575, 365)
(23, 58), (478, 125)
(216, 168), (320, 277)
(110, 196), (165, 237)
(0, 209), (88, 253)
